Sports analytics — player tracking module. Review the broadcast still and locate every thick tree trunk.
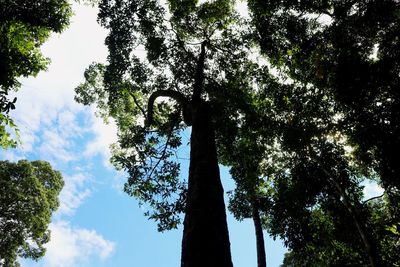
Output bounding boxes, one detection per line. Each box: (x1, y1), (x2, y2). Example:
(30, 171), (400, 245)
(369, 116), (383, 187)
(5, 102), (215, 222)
(181, 101), (233, 267)
(252, 201), (266, 267)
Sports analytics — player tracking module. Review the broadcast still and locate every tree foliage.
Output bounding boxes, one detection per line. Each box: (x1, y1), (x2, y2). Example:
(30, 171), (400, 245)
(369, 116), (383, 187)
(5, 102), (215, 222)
(0, 160), (64, 267)
(248, 0), (400, 199)
(279, 198), (400, 267)
(76, 0), (262, 265)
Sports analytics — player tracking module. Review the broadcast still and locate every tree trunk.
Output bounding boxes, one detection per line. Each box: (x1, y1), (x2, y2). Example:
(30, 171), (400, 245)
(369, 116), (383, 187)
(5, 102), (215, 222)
(252, 201), (266, 267)
(181, 101), (233, 267)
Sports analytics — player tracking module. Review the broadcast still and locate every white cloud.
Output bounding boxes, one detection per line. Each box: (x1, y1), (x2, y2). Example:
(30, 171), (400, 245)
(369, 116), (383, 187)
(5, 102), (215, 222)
(7, 1), (107, 153)
(58, 110), (85, 138)
(38, 130), (75, 162)
(36, 221), (115, 267)
(57, 173), (92, 216)
(0, 150), (24, 162)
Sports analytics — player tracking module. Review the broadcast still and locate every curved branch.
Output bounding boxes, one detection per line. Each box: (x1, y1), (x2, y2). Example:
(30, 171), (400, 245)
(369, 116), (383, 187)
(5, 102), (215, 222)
(363, 194), (384, 205)
(146, 89), (189, 127)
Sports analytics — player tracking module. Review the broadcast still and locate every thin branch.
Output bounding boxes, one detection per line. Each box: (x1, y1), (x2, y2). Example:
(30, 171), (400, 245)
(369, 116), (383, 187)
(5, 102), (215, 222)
(128, 91), (147, 119)
(147, 122), (174, 180)
(307, 147), (377, 267)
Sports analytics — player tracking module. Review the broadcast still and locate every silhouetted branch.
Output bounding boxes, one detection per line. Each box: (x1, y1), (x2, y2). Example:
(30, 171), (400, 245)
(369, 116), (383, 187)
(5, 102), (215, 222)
(128, 91), (147, 119)
(363, 194), (384, 205)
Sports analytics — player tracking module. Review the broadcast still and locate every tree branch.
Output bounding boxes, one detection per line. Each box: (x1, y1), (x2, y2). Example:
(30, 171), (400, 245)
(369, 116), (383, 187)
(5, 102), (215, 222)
(128, 91), (147, 119)
(363, 194), (384, 205)
(307, 147), (378, 267)
(147, 126), (174, 181)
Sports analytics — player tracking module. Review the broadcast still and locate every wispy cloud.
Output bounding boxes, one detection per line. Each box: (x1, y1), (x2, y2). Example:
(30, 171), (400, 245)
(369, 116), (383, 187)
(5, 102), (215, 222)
(57, 173), (92, 217)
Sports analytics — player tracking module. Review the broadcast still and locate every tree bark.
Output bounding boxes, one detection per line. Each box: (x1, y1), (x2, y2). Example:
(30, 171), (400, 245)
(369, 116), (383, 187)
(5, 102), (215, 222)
(181, 101), (233, 267)
(252, 201), (266, 267)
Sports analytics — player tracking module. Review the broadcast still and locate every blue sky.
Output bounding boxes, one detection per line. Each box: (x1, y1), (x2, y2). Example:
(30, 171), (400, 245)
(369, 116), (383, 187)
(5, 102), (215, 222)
(1, 2), (385, 267)
(0, 2), (291, 267)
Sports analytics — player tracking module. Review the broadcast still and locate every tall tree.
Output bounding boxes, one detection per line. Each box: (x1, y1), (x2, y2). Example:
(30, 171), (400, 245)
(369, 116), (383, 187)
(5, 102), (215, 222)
(279, 197), (400, 267)
(75, 0), (258, 266)
(225, 138), (269, 267)
(251, 75), (399, 266)
(0, 160), (64, 267)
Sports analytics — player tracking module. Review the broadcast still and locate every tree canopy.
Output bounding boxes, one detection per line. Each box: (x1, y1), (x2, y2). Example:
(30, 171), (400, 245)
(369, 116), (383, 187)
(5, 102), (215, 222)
(0, 160), (64, 267)
(75, 0), (271, 231)
(248, 0), (400, 200)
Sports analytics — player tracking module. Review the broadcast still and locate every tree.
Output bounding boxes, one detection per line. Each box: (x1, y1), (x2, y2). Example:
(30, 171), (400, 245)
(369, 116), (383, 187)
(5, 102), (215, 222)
(254, 80), (383, 266)
(0, 160), (64, 267)
(218, 81), (277, 267)
(250, 78), (398, 266)
(244, 1), (400, 265)
(247, 0), (400, 215)
(0, 0), (73, 148)
(75, 0), (258, 266)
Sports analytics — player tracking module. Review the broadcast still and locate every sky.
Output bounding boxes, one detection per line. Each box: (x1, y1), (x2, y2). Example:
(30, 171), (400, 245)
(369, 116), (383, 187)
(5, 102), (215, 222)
(0, 2), (291, 267)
